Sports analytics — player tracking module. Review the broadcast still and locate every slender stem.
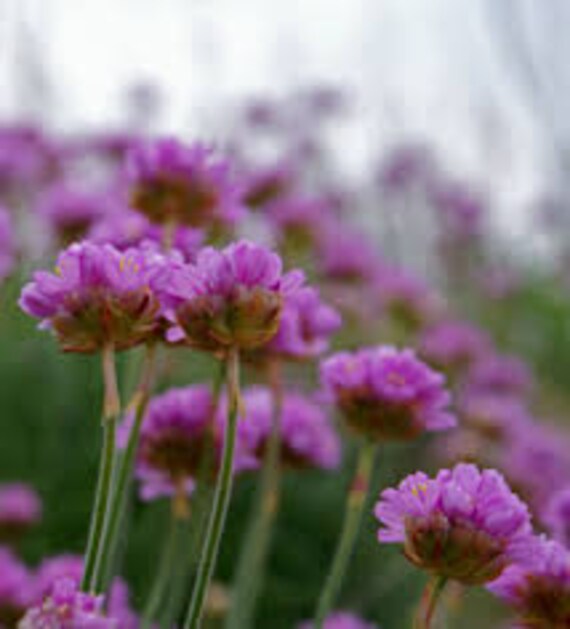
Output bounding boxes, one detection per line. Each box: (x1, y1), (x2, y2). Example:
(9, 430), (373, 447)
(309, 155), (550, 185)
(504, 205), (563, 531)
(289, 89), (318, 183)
(91, 343), (157, 592)
(183, 347), (241, 629)
(224, 359), (283, 629)
(81, 345), (120, 591)
(313, 440), (377, 628)
(414, 575), (448, 629)
(141, 510), (187, 629)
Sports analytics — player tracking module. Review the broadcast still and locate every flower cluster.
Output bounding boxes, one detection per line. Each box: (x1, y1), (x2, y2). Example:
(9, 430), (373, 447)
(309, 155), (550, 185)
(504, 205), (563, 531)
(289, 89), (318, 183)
(0, 483), (42, 543)
(321, 346), (456, 441)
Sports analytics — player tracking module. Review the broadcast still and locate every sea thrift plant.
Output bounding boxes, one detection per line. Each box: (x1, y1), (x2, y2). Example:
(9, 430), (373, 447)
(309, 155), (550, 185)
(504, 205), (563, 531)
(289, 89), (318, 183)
(163, 239), (304, 353)
(0, 483), (42, 543)
(463, 353), (533, 399)
(0, 547), (33, 626)
(19, 241), (163, 353)
(19, 577), (117, 628)
(127, 138), (244, 229)
(487, 537), (570, 627)
(375, 463), (532, 584)
(544, 487), (570, 548)
(321, 346), (456, 441)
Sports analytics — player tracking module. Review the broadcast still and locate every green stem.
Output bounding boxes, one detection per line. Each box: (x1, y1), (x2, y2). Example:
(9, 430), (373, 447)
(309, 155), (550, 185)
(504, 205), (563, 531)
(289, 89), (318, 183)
(141, 510), (187, 629)
(81, 344), (120, 592)
(91, 343), (157, 592)
(313, 440), (377, 628)
(183, 347), (241, 629)
(224, 359), (283, 629)
(415, 575), (448, 629)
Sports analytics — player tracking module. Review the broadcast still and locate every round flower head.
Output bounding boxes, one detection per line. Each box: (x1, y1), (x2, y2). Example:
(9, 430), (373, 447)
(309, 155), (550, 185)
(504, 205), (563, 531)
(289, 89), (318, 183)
(236, 387), (341, 470)
(298, 610), (380, 629)
(37, 183), (108, 245)
(163, 239), (304, 353)
(464, 354), (533, 399)
(267, 195), (330, 245)
(430, 181), (484, 242)
(267, 286), (341, 360)
(31, 555), (139, 628)
(419, 320), (491, 377)
(321, 346), (456, 442)
(19, 577), (117, 629)
(127, 138), (244, 229)
(377, 143), (432, 193)
(488, 537), (570, 627)
(375, 463), (533, 585)
(0, 547), (33, 626)
(0, 206), (15, 281)
(0, 483), (42, 544)
(133, 385), (214, 501)
(19, 241), (164, 352)
(544, 487), (570, 549)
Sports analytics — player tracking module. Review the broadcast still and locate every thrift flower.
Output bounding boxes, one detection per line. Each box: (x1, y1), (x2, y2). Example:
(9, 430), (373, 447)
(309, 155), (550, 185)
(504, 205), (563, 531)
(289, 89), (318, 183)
(0, 483), (42, 543)
(19, 241), (164, 352)
(544, 487), (570, 548)
(0, 206), (15, 281)
(0, 547), (33, 626)
(298, 610), (380, 629)
(375, 463), (533, 585)
(321, 346), (456, 442)
(163, 240), (304, 353)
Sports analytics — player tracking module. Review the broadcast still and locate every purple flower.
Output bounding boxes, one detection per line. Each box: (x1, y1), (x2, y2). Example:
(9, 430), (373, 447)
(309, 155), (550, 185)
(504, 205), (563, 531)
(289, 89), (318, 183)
(429, 181), (484, 242)
(127, 138), (244, 228)
(31, 555), (139, 628)
(464, 354), (533, 399)
(0, 206), (15, 281)
(134, 385), (214, 501)
(298, 610), (380, 629)
(19, 577), (117, 628)
(162, 240), (304, 352)
(267, 195), (330, 243)
(0, 483), (42, 543)
(377, 144), (432, 193)
(19, 241), (165, 352)
(487, 536), (570, 626)
(235, 387), (341, 470)
(36, 183), (109, 245)
(544, 487), (570, 549)
(321, 346), (456, 442)
(267, 286), (342, 360)
(419, 320), (491, 376)
(0, 547), (33, 626)
(375, 463), (533, 584)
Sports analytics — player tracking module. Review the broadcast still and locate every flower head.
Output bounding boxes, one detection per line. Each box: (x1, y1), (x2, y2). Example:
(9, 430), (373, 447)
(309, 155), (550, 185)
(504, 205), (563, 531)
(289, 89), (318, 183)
(19, 577), (117, 628)
(235, 387), (341, 470)
(267, 286), (341, 360)
(242, 162), (295, 209)
(375, 463), (533, 585)
(321, 346), (456, 442)
(464, 354), (533, 399)
(419, 320), (491, 377)
(488, 537), (570, 627)
(544, 487), (570, 549)
(298, 610), (380, 629)
(163, 240), (304, 353)
(19, 241), (164, 352)
(0, 483), (42, 543)
(127, 138), (244, 228)
(0, 547), (33, 626)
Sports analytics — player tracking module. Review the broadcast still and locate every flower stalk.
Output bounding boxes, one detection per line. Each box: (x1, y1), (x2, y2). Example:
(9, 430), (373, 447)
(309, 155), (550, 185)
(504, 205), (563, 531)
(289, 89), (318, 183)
(414, 575), (448, 629)
(313, 439), (377, 628)
(183, 346), (241, 629)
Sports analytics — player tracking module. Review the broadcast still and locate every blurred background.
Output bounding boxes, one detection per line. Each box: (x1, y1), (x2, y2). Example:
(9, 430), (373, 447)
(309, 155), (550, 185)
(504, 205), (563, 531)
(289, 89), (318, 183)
(1, 2), (570, 628)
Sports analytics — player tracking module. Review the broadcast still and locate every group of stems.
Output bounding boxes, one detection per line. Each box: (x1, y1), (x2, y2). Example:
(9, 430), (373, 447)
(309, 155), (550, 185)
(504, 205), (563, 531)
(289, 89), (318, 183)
(81, 342), (157, 593)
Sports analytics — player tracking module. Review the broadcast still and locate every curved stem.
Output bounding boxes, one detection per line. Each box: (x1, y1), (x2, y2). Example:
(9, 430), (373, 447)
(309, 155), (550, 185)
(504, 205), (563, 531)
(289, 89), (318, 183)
(91, 343), (157, 592)
(313, 440), (377, 628)
(224, 359), (283, 629)
(415, 575), (448, 629)
(183, 347), (241, 629)
(81, 344), (120, 591)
